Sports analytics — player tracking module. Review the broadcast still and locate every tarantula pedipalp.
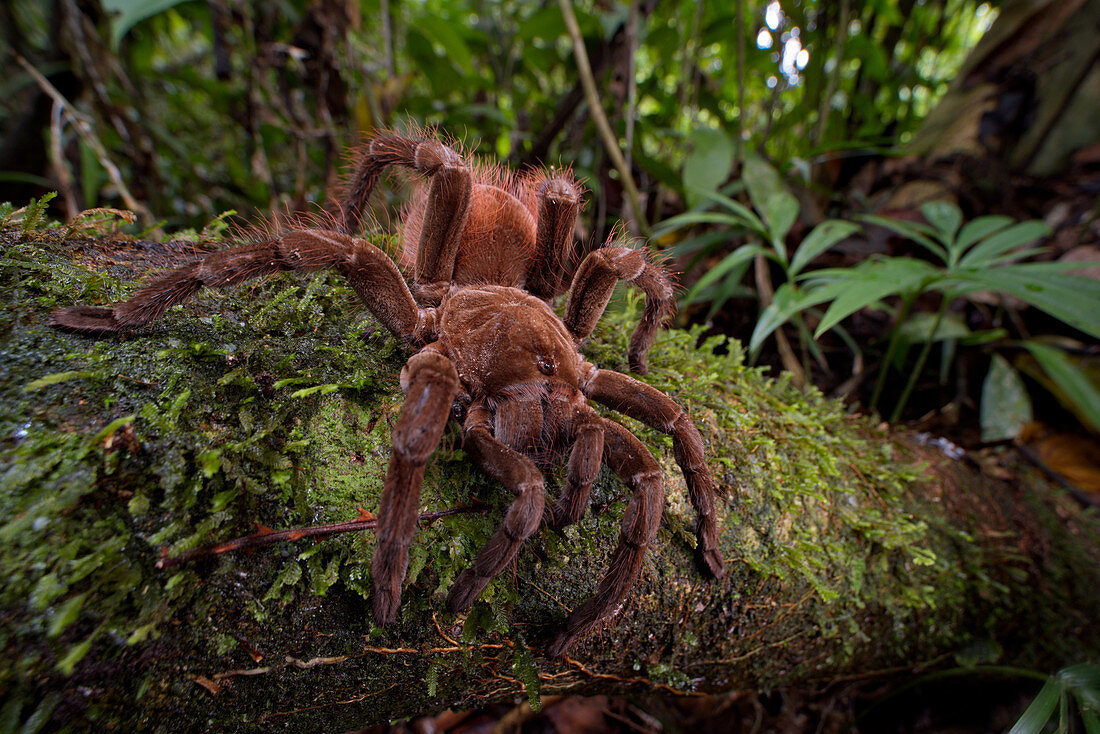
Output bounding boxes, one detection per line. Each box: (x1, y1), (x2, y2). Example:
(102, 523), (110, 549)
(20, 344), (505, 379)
(51, 132), (726, 656)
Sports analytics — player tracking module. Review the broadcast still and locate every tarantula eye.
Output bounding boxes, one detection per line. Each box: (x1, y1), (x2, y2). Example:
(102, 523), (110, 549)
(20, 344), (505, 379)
(537, 356), (556, 375)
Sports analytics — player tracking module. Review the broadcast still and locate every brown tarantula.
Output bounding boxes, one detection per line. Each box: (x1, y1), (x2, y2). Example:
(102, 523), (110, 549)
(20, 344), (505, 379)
(51, 132), (725, 656)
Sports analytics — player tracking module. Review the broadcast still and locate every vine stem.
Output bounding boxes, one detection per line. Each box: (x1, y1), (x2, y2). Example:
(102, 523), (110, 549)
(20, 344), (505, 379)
(156, 503), (487, 568)
(869, 293), (915, 413)
(557, 0), (650, 238)
(889, 297), (950, 423)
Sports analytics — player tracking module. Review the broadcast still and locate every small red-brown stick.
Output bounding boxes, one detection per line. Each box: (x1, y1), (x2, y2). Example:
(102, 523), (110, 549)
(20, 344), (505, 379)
(156, 503), (487, 569)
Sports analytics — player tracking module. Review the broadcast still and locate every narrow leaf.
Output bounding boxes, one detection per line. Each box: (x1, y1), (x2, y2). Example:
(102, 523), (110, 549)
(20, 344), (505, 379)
(957, 220), (1051, 269)
(1008, 678), (1060, 734)
(811, 259), (940, 338)
(749, 283), (832, 356)
(954, 215), (1014, 253)
(684, 245), (767, 304)
(954, 269), (1100, 339)
(1024, 344), (1100, 433)
(789, 220), (862, 276)
(921, 201), (962, 243)
(859, 214), (949, 263)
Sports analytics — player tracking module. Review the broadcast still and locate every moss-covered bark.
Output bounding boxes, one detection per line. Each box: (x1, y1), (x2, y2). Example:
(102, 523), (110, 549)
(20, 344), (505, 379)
(2, 219), (1097, 732)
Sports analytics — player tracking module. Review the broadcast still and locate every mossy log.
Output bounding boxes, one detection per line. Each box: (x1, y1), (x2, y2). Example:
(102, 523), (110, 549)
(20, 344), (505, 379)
(2, 225), (1097, 731)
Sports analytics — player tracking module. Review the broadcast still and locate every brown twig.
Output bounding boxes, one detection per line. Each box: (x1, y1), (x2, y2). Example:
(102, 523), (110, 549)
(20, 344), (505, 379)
(13, 52), (157, 230)
(557, 0), (650, 237)
(156, 503), (487, 568)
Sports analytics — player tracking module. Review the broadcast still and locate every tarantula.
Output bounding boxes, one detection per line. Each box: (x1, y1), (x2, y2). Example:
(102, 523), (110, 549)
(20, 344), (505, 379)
(51, 132), (725, 656)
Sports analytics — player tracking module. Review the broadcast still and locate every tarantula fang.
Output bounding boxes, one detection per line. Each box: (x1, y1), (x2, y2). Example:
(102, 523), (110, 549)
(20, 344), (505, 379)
(51, 132), (726, 656)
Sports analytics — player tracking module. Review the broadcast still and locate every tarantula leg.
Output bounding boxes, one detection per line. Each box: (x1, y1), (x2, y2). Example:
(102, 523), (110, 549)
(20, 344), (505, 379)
(546, 407), (605, 530)
(584, 368), (725, 579)
(525, 174), (582, 300)
(51, 230), (431, 343)
(564, 245), (674, 374)
(339, 134), (471, 245)
(547, 418), (663, 658)
(446, 400), (545, 614)
(372, 350), (459, 625)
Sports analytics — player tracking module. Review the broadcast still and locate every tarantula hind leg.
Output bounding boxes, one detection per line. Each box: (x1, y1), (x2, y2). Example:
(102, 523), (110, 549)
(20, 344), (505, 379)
(445, 400), (545, 614)
(547, 418), (663, 658)
(586, 368), (726, 580)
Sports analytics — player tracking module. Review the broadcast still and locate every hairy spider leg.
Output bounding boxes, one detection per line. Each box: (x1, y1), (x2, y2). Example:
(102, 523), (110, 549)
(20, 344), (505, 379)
(584, 368), (726, 579)
(372, 350), (459, 625)
(564, 245), (675, 374)
(338, 134), (473, 287)
(446, 398), (546, 613)
(525, 174), (582, 300)
(546, 406), (605, 530)
(50, 230), (431, 343)
(547, 418), (664, 657)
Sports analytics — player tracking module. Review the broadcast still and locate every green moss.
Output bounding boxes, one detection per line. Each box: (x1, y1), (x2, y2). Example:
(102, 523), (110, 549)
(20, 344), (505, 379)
(1, 223), (1097, 730)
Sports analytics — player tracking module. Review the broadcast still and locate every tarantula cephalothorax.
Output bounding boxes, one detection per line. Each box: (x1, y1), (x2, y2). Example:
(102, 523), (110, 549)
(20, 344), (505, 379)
(51, 132), (726, 656)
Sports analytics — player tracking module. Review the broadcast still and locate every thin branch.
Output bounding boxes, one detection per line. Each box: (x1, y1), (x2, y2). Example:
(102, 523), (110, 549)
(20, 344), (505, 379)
(156, 503), (488, 568)
(557, 0), (650, 238)
(13, 52), (157, 230)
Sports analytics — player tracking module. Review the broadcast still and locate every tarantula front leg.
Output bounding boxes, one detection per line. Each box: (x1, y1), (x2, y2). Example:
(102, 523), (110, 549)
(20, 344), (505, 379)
(548, 417), (663, 657)
(51, 230), (434, 344)
(446, 399), (545, 614)
(564, 245), (674, 374)
(339, 134), (472, 286)
(583, 367), (725, 579)
(372, 350), (459, 624)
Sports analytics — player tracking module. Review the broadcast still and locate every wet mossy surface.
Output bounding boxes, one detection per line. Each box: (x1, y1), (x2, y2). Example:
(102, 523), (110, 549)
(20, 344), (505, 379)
(1, 215), (1097, 731)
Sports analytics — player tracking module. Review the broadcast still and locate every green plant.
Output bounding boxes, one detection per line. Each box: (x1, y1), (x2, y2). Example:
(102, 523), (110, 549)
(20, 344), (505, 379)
(657, 149), (861, 380)
(1010, 663), (1100, 734)
(756, 200), (1100, 422)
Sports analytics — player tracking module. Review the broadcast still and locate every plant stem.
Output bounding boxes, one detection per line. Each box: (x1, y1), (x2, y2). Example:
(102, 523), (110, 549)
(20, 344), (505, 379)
(869, 293), (915, 413)
(558, 0), (651, 237)
(890, 298), (949, 423)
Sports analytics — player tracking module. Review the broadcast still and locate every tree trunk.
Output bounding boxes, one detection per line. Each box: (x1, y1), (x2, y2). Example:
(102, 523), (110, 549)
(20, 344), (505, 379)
(909, 0), (1100, 176)
(1, 226), (1097, 731)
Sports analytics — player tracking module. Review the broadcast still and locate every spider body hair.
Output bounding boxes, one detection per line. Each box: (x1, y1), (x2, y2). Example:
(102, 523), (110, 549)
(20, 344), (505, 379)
(50, 131), (726, 657)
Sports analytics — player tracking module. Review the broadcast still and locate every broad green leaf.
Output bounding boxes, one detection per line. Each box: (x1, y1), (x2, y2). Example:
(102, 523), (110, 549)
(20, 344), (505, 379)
(952, 268), (1100, 339)
(896, 312), (971, 343)
(956, 220), (1051, 269)
(749, 283), (832, 356)
(789, 220), (861, 276)
(416, 15), (476, 75)
(742, 153), (786, 204)
(762, 191), (799, 261)
(859, 214), (949, 263)
(811, 258), (940, 338)
(684, 244), (767, 304)
(980, 355), (1032, 442)
(954, 215), (1014, 253)
(683, 128), (734, 208)
(1009, 678), (1060, 734)
(1024, 343), (1100, 433)
(102, 0), (192, 49)
(921, 201), (962, 244)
